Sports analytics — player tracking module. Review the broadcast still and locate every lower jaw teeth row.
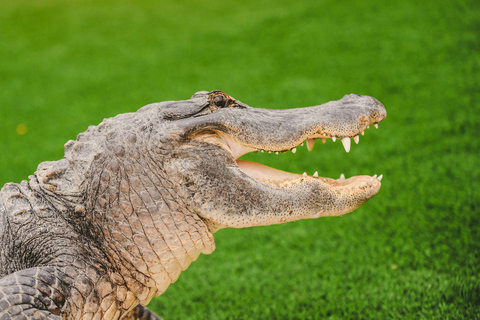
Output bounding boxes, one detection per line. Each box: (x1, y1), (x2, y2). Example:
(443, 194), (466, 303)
(301, 172), (384, 182)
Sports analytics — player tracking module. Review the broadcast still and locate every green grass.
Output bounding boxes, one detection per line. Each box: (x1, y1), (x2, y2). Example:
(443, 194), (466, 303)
(1, 0), (479, 319)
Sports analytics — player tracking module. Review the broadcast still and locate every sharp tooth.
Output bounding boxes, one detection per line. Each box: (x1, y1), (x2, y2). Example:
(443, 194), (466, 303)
(367, 125), (370, 129)
(301, 142), (304, 146)
(367, 177), (375, 187)
(275, 151), (279, 155)
(268, 151), (272, 154)
(361, 130), (365, 136)
(340, 173), (345, 180)
(377, 174), (383, 181)
(353, 135), (359, 144)
(313, 171), (318, 177)
(291, 147), (297, 154)
(261, 150), (264, 153)
(373, 174), (377, 179)
(341, 137), (351, 153)
(321, 138), (327, 144)
(303, 172), (307, 177)
(332, 136), (336, 142)
(307, 138), (315, 151)
(374, 123), (379, 129)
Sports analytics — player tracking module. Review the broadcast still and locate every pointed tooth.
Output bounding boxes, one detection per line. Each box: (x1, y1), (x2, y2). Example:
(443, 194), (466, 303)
(303, 172), (308, 177)
(353, 135), (359, 144)
(307, 138), (315, 151)
(332, 136), (336, 142)
(291, 147), (297, 154)
(313, 171), (318, 178)
(377, 174), (383, 181)
(268, 151), (272, 154)
(367, 125), (370, 129)
(341, 137), (351, 153)
(340, 173), (345, 180)
(301, 142), (304, 146)
(361, 130), (365, 136)
(261, 150), (264, 153)
(275, 151), (279, 155)
(321, 138), (327, 144)
(373, 174), (377, 179)
(374, 123), (379, 129)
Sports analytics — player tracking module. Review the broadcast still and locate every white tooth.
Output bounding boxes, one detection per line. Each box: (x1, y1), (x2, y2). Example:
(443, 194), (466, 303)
(378, 174), (383, 181)
(341, 137), (351, 153)
(367, 125), (370, 129)
(275, 151), (279, 155)
(301, 142), (304, 146)
(373, 174), (377, 179)
(340, 173), (345, 180)
(374, 123), (379, 129)
(332, 136), (336, 142)
(303, 172), (307, 177)
(307, 138), (315, 151)
(313, 171), (318, 177)
(353, 135), (359, 144)
(321, 138), (327, 144)
(261, 150), (264, 153)
(291, 147), (297, 154)
(361, 130), (365, 136)
(268, 151), (272, 154)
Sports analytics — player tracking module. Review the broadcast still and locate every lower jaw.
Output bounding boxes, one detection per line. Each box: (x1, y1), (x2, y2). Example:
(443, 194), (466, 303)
(236, 159), (381, 190)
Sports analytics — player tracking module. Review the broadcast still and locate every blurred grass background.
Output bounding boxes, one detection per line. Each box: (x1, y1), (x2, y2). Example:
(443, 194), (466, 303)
(1, 0), (479, 319)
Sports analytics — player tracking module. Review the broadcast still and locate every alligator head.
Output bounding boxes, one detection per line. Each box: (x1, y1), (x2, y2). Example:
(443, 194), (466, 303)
(146, 90), (387, 232)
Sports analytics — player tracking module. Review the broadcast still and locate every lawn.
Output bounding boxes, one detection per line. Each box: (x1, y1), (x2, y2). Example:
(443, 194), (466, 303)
(1, 0), (479, 319)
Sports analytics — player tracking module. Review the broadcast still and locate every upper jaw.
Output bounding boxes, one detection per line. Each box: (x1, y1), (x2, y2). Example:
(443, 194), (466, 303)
(218, 118), (383, 160)
(197, 93), (386, 157)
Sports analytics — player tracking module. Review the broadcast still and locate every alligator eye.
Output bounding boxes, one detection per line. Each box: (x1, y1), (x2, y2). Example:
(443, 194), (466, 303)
(213, 94), (228, 108)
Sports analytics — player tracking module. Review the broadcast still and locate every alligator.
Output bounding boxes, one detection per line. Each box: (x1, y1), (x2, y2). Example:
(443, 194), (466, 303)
(0, 90), (386, 320)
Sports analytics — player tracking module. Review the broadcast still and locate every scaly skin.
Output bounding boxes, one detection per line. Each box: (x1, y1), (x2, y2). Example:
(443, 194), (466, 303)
(0, 91), (386, 319)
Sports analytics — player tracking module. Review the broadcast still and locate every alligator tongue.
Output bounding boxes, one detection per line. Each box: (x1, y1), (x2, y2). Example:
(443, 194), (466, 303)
(237, 160), (302, 181)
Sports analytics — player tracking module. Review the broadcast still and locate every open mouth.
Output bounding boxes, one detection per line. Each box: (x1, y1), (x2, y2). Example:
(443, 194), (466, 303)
(196, 121), (383, 191)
